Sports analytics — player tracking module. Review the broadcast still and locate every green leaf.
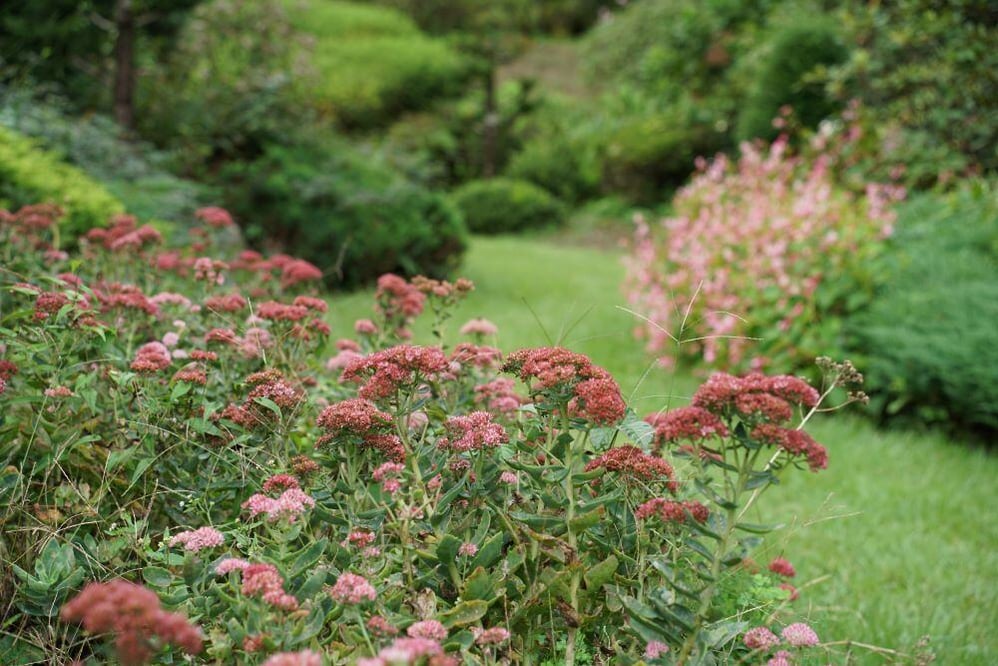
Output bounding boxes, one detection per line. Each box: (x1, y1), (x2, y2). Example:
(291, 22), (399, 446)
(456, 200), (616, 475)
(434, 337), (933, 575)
(583, 554), (618, 592)
(290, 538), (329, 579)
(461, 567), (496, 601)
(436, 534), (462, 565)
(569, 507), (603, 534)
(735, 521), (784, 534)
(170, 381), (192, 400)
(470, 531), (506, 570)
(142, 566), (174, 587)
(439, 600), (488, 628)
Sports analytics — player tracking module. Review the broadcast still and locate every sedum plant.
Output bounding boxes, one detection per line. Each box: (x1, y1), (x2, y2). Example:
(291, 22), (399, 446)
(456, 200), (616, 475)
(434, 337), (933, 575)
(2, 202), (872, 664)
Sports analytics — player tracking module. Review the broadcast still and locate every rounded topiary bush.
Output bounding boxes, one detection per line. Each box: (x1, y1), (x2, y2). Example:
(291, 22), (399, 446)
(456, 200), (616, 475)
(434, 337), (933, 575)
(220, 141), (467, 289)
(450, 177), (566, 234)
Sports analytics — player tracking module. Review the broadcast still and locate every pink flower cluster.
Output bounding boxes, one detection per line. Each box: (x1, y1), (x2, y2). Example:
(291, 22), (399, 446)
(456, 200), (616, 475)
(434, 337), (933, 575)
(625, 130), (905, 370)
(342, 344), (449, 401)
(474, 378), (525, 414)
(503, 347), (625, 424)
(61, 580), (203, 665)
(459, 317), (498, 337)
(438, 411), (508, 452)
(407, 619), (448, 640)
(768, 557), (796, 578)
(242, 487), (315, 522)
(744, 626), (780, 650)
(168, 526), (224, 553)
(569, 377), (627, 425)
(584, 446), (677, 491)
(316, 398), (404, 461)
(646, 406), (729, 447)
(131, 341), (172, 373)
(261, 650), (323, 666)
(472, 626), (511, 646)
(329, 572), (377, 604)
(751, 424), (828, 472)
(238, 563), (299, 611)
(692, 372), (819, 416)
(635, 498), (709, 524)
(376, 273), (426, 321)
(195, 206), (234, 228)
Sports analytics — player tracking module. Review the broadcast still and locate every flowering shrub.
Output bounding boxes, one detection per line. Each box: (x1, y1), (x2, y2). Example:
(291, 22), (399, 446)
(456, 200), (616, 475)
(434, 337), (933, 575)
(2, 203), (871, 664)
(625, 120), (905, 373)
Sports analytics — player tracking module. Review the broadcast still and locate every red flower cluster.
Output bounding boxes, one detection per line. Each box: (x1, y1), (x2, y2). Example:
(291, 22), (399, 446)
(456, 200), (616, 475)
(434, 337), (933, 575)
(450, 343), (503, 369)
(569, 377), (627, 425)
(342, 345), (448, 401)
(203, 293), (247, 312)
(194, 206), (234, 228)
(172, 364), (207, 385)
(634, 498), (709, 524)
(584, 446), (677, 492)
(768, 557), (796, 578)
(239, 563), (299, 610)
(751, 424), (828, 471)
(474, 378), (525, 414)
(257, 301), (309, 323)
(503, 346), (608, 391)
(318, 398), (393, 435)
(61, 580), (202, 665)
(438, 411), (508, 452)
(693, 372), (819, 417)
(646, 406), (729, 447)
(85, 215), (162, 252)
(376, 273), (426, 322)
(95, 283), (158, 316)
(278, 258), (323, 289)
(317, 398), (403, 461)
(131, 342), (172, 373)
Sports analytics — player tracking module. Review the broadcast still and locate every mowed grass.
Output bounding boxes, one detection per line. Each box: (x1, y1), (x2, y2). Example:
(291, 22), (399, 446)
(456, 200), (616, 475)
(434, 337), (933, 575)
(326, 235), (998, 664)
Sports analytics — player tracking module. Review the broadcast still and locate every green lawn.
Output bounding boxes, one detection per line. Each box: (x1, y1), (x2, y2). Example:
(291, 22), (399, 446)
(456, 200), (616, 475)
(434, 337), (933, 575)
(327, 235), (998, 664)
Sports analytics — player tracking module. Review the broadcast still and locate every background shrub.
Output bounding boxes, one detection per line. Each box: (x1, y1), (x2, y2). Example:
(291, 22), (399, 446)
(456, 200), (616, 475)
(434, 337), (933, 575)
(0, 126), (122, 239)
(505, 133), (598, 203)
(825, 0), (998, 185)
(847, 182), (998, 437)
(625, 129), (903, 373)
(281, 0), (469, 128)
(450, 177), (566, 234)
(220, 141), (467, 288)
(1, 88), (206, 224)
(600, 108), (723, 204)
(737, 19), (848, 142)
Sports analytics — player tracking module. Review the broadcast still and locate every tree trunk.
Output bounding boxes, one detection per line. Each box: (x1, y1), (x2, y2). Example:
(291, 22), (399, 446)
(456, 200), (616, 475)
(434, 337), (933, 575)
(481, 64), (498, 178)
(113, 0), (136, 131)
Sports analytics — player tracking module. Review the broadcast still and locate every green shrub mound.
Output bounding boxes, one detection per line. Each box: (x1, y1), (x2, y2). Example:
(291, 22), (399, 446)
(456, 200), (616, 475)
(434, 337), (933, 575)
(505, 135), (598, 203)
(737, 20), (848, 142)
(220, 142), (467, 289)
(848, 183), (998, 437)
(282, 0), (469, 128)
(600, 109), (723, 204)
(450, 177), (566, 234)
(0, 126), (122, 239)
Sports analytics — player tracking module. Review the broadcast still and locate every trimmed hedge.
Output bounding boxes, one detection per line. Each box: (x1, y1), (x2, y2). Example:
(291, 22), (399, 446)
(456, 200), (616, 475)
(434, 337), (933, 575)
(450, 178), (566, 235)
(0, 126), (122, 239)
(220, 141), (467, 289)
